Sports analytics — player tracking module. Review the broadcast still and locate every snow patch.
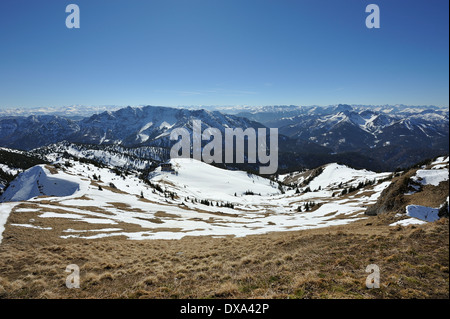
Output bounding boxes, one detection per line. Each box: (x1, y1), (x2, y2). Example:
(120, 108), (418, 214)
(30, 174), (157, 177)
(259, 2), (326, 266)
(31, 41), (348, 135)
(390, 218), (427, 227)
(406, 205), (440, 222)
(11, 223), (52, 230)
(0, 202), (19, 243)
(411, 169), (449, 186)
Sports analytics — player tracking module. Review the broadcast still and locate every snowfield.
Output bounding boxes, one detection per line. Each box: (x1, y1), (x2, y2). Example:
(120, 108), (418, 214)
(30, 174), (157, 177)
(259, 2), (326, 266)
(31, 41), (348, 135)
(0, 158), (398, 242)
(150, 158), (279, 199)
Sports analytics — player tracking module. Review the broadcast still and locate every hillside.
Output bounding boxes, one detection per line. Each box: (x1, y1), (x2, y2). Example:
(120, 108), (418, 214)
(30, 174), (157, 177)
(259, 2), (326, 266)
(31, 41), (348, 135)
(365, 156), (449, 224)
(0, 148), (48, 193)
(0, 156), (448, 299)
(0, 165), (82, 202)
(0, 158), (396, 242)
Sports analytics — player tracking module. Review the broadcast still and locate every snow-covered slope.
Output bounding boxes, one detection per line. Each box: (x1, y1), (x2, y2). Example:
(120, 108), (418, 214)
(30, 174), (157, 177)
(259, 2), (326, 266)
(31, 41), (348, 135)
(282, 163), (390, 191)
(150, 158), (279, 200)
(33, 141), (162, 171)
(0, 147), (47, 191)
(307, 163), (385, 190)
(0, 165), (82, 202)
(0, 158), (395, 241)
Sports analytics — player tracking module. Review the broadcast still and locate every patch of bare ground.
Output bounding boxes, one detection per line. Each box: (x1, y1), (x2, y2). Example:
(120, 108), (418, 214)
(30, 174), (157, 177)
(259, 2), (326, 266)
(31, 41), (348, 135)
(352, 190), (377, 199)
(135, 217), (164, 224)
(100, 185), (129, 195)
(72, 195), (92, 201)
(404, 181), (449, 208)
(154, 211), (180, 219)
(0, 214), (447, 299)
(44, 165), (58, 175)
(90, 181), (128, 195)
(16, 202), (114, 217)
(366, 167), (448, 217)
(178, 204), (239, 218)
(138, 198), (165, 205)
(326, 212), (362, 220)
(4, 203), (180, 242)
(106, 202), (145, 212)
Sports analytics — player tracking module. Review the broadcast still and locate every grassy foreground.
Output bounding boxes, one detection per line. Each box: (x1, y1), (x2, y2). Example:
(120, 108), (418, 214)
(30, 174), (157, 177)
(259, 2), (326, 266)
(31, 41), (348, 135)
(0, 215), (448, 299)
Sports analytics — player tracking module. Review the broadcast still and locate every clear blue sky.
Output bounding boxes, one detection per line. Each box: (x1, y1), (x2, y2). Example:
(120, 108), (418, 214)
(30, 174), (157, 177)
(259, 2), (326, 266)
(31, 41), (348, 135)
(0, 0), (448, 109)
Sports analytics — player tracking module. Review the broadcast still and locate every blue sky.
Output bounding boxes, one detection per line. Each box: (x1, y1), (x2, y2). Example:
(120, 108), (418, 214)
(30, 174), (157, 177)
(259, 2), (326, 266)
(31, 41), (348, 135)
(0, 0), (448, 109)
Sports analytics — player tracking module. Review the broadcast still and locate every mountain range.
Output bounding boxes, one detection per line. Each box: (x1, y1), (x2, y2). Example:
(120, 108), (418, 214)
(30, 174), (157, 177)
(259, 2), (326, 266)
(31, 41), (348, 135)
(0, 104), (448, 172)
(0, 106), (264, 150)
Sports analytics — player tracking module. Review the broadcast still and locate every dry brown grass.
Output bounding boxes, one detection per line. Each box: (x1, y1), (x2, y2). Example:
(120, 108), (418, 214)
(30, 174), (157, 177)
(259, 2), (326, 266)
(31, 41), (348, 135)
(44, 165), (59, 175)
(154, 211), (181, 218)
(0, 214), (448, 299)
(404, 181), (449, 208)
(106, 202), (146, 213)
